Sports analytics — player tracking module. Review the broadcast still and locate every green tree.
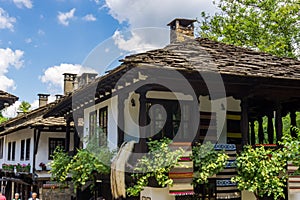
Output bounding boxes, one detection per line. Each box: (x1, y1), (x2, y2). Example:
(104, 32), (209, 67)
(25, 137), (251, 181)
(18, 101), (31, 113)
(0, 111), (8, 124)
(199, 0), (300, 58)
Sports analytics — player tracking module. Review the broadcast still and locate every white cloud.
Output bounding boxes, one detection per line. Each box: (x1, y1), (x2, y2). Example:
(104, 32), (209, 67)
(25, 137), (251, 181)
(25, 38), (32, 44)
(2, 101), (20, 118)
(0, 48), (24, 90)
(83, 14), (97, 22)
(103, 0), (216, 52)
(13, 0), (33, 9)
(104, 0), (216, 28)
(40, 63), (97, 94)
(0, 8), (16, 31)
(112, 29), (168, 53)
(57, 8), (76, 26)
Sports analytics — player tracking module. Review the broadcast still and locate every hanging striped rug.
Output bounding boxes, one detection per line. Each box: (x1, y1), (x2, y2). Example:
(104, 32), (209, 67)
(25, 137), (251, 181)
(168, 142), (194, 196)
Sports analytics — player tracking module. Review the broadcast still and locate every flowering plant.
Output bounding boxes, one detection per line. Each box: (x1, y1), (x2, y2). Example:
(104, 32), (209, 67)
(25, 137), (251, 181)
(39, 162), (47, 170)
(16, 163), (30, 173)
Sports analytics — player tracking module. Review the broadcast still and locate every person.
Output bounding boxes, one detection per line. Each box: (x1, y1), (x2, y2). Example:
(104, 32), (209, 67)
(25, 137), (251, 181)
(13, 193), (20, 200)
(28, 193), (39, 200)
(0, 192), (6, 200)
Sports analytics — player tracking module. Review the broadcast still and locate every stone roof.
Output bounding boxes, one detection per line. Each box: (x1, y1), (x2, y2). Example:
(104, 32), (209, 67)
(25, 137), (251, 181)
(44, 38), (300, 117)
(0, 90), (18, 110)
(122, 38), (300, 80)
(0, 102), (70, 135)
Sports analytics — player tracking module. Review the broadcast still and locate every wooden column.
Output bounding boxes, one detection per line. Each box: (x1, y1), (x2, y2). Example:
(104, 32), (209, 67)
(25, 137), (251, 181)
(290, 110), (297, 137)
(267, 112), (274, 144)
(73, 127), (80, 153)
(258, 117), (264, 144)
(117, 93), (128, 147)
(240, 99), (249, 146)
(275, 103), (283, 143)
(138, 91), (148, 153)
(250, 120), (255, 145)
(65, 119), (71, 152)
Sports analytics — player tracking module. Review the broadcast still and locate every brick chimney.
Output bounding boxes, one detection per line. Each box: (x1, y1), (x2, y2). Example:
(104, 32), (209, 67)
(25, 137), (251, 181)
(63, 73), (77, 95)
(167, 18), (196, 43)
(38, 94), (50, 107)
(78, 73), (97, 88)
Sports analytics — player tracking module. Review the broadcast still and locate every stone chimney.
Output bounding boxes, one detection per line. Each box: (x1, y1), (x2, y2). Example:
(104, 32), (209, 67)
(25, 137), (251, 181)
(38, 94), (50, 107)
(78, 73), (97, 88)
(55, 94), (63, 102)
(167, 18), (196, 43)
(63, 73), (77, 95)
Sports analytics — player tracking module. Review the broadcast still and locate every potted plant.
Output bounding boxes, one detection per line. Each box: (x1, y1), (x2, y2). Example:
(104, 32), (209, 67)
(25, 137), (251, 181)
(231, 145), (287, 200)
(126, 138), (184, 197)
(2, 163), (15, 172)
(191, 142), (229, 198)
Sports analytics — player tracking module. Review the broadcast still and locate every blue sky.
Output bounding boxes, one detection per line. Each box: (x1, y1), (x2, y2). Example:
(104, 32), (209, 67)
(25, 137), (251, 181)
(0, 0), (216, 116)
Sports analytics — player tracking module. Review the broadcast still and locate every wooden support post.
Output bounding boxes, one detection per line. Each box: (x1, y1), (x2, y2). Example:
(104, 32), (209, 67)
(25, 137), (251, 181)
(117, 93), (128, 147)
(240, 99), (249, 146)
(250, 120), (255, 145)
(65, 119), (71, 152)
(73, 127), (80, 153)
(275, 103), (283, 143)
(290, 110), (297, 137)
(258, 117), (264, 144)
(138, 91), (148, 153)
(267, 112), (274, 144)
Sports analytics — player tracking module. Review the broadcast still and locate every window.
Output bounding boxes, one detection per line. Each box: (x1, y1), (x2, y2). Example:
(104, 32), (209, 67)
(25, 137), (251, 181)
(26, 138), (30, 160)
(89, 111), (97, 137)
(48, 138), (65, 159)
(0, 138), (4, 159)
(20, 138), (31, 160)
(8, 141), (16, 161)
(146, 100), (191, 142)
(98, 107), (108, 145)
(20, 140), (25, 160)
(12, 141), (16, 161)
(7, 142), (11, 160)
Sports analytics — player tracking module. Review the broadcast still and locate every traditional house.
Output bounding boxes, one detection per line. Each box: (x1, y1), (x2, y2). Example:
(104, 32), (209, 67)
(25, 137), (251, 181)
(0, 93), (76, 200)
(44, 18), (300, 200)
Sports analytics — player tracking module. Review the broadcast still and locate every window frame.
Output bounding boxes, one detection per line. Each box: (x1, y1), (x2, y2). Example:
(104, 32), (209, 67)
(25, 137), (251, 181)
(48, 138), (65, 160)
(0, 138), (4, 159)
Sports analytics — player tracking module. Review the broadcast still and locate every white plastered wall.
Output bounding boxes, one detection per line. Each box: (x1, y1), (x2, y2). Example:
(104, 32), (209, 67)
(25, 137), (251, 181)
(83, 96), (118, 150)
(36, 131), (74, 170)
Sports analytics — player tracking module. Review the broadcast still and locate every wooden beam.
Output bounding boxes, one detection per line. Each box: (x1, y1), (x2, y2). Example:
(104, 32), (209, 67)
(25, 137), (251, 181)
(267, 112), (274, 144)
(258, 117), (264, 144)
(275, 103), (283, 143)
(65, 119), (71, 152)
(290, 110), (297, 137)
(117, 92), (128, 147)
(137, 90), (148, 153)
(241, 98), (249, 146)
(250, 120), (255, 145)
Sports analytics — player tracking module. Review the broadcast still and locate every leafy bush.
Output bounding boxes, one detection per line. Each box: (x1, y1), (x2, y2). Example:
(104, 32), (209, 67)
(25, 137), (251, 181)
(126, 138), (184, 196)
(232, 145), (287, 200)
(191, 142), (228, 185)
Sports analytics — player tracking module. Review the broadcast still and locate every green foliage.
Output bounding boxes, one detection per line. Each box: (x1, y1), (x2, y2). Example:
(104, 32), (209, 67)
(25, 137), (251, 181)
(280, 127), (300, 175)
(0, 111), (8, 124)
(67, 148), (111, 190)
(18, 101), (31, 113)
(191, 142), (229, 185)
(50, 147), (71, 185)
(232, 145), (287, 199)
(126, 138), (184, 197)
(49, 129), (115, 192)
(199, 0), (300, 58)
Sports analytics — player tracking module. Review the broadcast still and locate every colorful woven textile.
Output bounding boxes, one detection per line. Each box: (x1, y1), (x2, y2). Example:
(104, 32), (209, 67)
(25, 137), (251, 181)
(169, 142), (194, 196)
